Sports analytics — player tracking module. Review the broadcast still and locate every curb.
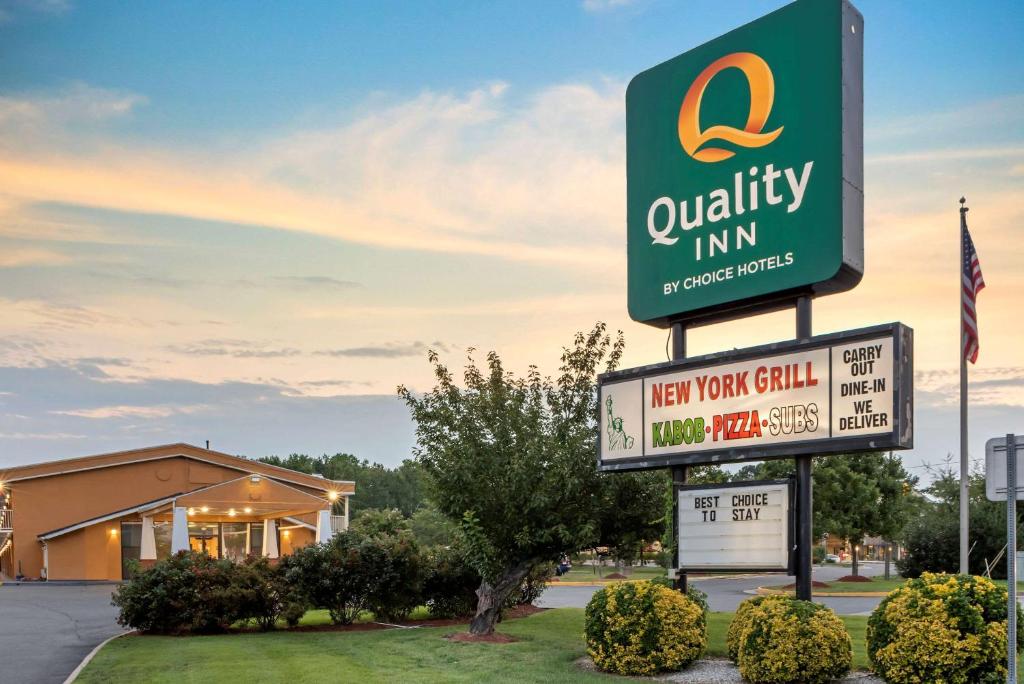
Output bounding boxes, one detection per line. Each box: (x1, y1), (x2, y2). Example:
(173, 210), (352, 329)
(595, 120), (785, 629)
(63, 629), (134, 684)
(755, 586), (889, 598)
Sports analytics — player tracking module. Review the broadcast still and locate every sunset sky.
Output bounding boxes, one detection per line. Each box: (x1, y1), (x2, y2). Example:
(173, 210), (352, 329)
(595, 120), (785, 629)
(1, 0), (1021, 479)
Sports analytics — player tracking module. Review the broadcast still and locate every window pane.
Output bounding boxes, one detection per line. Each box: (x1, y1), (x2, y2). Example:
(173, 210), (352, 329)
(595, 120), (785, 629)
(249, 523), (264, 556)
(153, 521), (172, 560)
(188, 522), (219, 558)
(222, 522), (248, 561)
(120, 522), (142, 580)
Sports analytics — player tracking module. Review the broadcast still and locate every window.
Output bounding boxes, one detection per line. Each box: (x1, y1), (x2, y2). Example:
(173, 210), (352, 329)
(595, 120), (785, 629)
(120, 522), (142, 580)
(221, 522), (248, 561)
(249, 522), (264, 556)
(153, 521), (172, 560)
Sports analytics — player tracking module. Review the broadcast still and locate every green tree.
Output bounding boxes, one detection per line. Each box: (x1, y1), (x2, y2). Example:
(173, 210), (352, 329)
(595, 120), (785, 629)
(408, 504), (457, 548)
(729, 454), (915, 575)
(398, 323), (627, 636)
(256, 453), (427, 516)
(813, 453), (915, 576)
(349, 508), (410, 537)
(898, 464), (1021, 578)
(595, 470), (665, 569)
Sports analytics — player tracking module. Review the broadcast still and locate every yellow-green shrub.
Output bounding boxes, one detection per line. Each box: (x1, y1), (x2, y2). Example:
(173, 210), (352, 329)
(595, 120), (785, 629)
(726, 595), (787, 662)
(867, 573), (1012, 684)
(735, 596), (851, 684)
(584, 580), (706, 675)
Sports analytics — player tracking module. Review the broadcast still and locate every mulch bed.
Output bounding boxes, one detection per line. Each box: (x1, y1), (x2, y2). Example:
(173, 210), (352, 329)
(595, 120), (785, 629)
(780, 580), (831, 589)
(603, 572), (628, 580)
(836, 574), (874, 582)
(142, 604), (548, 636)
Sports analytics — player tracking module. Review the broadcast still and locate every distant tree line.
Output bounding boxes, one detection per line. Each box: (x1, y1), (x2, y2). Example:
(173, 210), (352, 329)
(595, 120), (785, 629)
(256, 453), (427, 517)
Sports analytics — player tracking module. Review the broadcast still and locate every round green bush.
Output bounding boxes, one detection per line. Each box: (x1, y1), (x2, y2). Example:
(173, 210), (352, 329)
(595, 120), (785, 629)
(584, 580), (706, 676)
(867, 572), (1014, 684)
(726, 595), (786, 662)
(734, 596), (851, 684)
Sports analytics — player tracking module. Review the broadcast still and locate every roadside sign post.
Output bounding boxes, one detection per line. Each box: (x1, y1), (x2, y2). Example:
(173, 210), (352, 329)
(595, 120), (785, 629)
(983, 434), (1022, 683)
(795, 297), (813, 600)
(610, 0), (914, 603)
(670, 322), (689, 594)
(1007, 433), (1018, 684)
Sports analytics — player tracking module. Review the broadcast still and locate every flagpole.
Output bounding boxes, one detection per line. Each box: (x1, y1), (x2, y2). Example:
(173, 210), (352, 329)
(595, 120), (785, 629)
(959, 196), (970, 576)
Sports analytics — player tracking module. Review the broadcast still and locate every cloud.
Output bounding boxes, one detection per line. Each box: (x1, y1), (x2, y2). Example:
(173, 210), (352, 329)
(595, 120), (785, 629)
(0, 0), (72, 24)
(315, 341), (448, 359)
(0, 362), (414, 467)
(0, 246), (71, 267)
(269, 276), (361, 291)
(52, 403), (207, 419)
(0, 80), (622, 267)
(581, 0), (638, 11)
(167, 339), (302, 359)
(915, 367), (1024, 408)
(0, 82), (143, 135)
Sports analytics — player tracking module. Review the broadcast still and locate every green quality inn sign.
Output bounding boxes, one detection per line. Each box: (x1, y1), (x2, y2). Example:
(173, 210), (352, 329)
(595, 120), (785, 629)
(626, 0), (864, 325)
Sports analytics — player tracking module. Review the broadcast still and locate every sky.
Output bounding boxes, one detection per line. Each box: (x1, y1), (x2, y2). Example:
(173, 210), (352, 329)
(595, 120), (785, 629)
(0, 0), (1021, 481)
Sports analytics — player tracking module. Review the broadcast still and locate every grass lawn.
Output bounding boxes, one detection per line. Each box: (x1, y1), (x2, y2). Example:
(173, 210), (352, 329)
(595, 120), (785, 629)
(78, 609), (871, 683)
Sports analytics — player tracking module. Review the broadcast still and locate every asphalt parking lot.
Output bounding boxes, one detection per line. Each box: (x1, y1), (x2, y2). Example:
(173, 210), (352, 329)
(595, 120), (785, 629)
(0, 583), (126, 684)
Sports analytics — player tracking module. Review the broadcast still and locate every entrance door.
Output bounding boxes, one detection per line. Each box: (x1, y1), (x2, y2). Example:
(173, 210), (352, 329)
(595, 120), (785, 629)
(187, 522), (220, 558)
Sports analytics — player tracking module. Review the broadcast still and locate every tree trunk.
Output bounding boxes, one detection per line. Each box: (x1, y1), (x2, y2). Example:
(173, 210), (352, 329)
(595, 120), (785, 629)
(469, 564), (530, 636)
(851, 543), (859, 577)
(884, 542), (891, 580)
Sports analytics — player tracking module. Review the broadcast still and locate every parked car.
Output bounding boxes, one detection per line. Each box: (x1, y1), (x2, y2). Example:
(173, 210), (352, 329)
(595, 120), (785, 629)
(825, 554), (840, 563)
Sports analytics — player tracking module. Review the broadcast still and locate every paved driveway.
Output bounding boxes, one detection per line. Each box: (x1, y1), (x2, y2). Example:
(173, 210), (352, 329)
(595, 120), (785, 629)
(0, 583), (125, 684)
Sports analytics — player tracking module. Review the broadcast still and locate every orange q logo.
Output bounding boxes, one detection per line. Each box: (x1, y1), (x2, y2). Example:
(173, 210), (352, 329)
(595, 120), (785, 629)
(678, 52), (783, 163)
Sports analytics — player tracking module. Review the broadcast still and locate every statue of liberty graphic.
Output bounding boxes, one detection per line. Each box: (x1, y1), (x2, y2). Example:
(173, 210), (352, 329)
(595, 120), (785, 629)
(605, 396), (635, 450)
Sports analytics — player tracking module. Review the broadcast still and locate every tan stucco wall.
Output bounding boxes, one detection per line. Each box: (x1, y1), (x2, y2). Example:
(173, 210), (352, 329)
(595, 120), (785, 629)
(45, 521), (122, 581)
(10, 455), (243, 578)
(6, 446), (345, 580)
(280, 526), (316, 556)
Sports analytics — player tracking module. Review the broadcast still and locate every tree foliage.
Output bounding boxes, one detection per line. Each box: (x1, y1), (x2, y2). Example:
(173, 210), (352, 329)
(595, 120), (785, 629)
(731, 453), (914, 574)
(257, 453), (426, 516)
(399, 322), (649, 635)
(898, 465), (1021, 579)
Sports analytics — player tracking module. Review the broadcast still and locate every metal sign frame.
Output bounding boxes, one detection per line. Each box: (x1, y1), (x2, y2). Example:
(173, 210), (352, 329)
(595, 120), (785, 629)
(597, 322), (913, 472)
(676, 478), (796, 574)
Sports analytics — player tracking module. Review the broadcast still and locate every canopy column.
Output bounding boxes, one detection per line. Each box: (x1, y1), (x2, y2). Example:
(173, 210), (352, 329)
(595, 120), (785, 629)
(171, 507), (189, 553)
(140, 515), (157, 560)
(262, 519), (279, 558)
(316, 509), (333, 543)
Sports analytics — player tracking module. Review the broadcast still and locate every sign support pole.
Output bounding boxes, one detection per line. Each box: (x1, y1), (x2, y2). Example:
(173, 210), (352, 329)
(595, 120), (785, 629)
(1007, 433), (1017, 684)
(795, 296), (814, 601)
(671, 321), (689, 595)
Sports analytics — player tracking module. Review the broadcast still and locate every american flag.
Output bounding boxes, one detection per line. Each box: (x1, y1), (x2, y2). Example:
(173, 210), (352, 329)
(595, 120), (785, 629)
(961, 212), (985, 364)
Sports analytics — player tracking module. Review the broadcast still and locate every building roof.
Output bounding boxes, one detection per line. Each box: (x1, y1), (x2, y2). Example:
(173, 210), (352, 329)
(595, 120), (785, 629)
(37, 492), (183, 540)
(0, 443), (354, 494)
